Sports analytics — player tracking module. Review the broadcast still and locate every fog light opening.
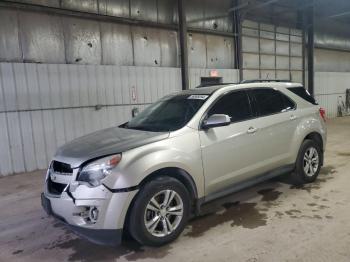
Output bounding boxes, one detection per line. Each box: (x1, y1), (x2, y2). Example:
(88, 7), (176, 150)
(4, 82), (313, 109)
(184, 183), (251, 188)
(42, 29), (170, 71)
(89, 207), (99, 223)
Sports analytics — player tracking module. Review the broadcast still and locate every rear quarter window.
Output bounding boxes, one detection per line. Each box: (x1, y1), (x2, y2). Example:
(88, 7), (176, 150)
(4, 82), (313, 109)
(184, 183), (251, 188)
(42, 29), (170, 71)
(287, 87), (318, 105)
(251, 88), (294, 117)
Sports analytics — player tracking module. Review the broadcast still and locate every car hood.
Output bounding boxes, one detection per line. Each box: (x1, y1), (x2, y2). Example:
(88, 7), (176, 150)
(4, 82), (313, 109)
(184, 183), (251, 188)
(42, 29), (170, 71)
(54, 127), (169, 168)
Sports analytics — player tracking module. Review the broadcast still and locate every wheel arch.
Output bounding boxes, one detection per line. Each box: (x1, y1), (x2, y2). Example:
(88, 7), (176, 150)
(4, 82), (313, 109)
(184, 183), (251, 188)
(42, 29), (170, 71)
(302, 131), (324, 165)
(303, 132), (323, 151)
(138, 167), (198, 201)
(123, 167), (199, 235)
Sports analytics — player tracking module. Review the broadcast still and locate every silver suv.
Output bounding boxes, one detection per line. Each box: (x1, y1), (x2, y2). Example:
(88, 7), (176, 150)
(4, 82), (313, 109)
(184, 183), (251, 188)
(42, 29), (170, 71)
(42, 81), (327, 246)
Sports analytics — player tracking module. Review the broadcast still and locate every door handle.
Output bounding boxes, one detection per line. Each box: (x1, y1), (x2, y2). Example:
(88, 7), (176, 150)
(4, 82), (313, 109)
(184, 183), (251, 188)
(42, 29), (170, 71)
(247, 127), (258, 134)
(290, 115), (297, 121)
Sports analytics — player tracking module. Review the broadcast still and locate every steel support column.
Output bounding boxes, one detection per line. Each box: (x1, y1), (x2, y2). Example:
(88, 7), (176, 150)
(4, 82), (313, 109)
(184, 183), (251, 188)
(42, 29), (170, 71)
(306, 2), (314, 96)
(298, 10), (306, 87)
(178, 0), (189, 90)
(232, 0), (243, 81)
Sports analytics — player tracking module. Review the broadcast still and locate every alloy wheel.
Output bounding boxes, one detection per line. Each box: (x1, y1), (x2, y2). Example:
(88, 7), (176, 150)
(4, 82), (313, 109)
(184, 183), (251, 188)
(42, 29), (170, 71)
(144, 189), (184, 237)
(303, 147), (319, 177)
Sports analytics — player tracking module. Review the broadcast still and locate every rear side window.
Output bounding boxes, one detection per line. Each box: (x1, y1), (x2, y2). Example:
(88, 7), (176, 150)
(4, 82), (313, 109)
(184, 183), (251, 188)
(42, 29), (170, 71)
(208, 90), (252, 123)
(287, 87), (318, 105)
(281, 93), (296, 111)
(252, 88), (291, 116)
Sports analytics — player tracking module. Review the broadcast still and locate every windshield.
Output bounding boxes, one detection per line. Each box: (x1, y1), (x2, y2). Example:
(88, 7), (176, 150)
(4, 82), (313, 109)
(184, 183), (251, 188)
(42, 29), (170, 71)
(123, 94), (209, 132)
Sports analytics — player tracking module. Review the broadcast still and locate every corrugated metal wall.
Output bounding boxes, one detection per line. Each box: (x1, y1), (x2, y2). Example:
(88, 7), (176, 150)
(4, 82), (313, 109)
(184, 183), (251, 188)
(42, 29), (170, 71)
(315, 72), (350, 118)
(0, 62), (238, 176)
(10, 0), (233, 33)
(315, 48), (350, 72)
(0, 2), (235, 69)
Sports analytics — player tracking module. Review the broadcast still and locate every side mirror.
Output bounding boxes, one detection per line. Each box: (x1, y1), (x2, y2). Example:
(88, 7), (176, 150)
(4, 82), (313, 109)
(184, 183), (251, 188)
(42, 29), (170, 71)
(202, 114), (231, 129)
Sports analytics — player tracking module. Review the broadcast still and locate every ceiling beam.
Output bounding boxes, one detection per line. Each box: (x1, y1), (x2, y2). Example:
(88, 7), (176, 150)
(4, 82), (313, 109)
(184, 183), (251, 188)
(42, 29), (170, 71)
(324, 10), (350, 19)
(243, 0), (282, 13)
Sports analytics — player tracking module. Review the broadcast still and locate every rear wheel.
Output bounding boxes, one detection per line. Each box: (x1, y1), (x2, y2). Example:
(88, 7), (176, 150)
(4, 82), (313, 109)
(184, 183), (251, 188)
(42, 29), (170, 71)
(294, 139), (322, 184)
(129, 176), (190, 246)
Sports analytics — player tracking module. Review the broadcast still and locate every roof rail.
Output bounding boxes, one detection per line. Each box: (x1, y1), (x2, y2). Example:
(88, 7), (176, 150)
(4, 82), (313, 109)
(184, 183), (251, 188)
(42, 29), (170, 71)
(240, 79), (291, 84)
(195, 82), (237, 88)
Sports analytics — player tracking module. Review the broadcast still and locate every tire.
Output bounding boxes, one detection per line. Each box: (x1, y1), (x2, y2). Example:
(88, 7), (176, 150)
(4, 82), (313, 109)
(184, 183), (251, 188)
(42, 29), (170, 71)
(128, 176), (190, 246)
(294, 139), (322, 184)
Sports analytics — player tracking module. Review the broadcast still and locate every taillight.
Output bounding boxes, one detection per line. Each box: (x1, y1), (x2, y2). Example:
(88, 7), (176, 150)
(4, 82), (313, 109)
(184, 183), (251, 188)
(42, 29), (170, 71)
(319, 107), (326, 122)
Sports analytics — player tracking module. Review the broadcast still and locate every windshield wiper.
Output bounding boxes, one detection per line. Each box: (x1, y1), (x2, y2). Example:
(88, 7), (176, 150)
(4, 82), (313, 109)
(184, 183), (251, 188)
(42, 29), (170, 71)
(124, 125), (155, 131)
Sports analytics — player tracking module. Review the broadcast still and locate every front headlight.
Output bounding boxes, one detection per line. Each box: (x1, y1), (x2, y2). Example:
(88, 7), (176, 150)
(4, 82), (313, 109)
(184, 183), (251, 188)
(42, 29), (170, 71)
(78, 154), (122, 187)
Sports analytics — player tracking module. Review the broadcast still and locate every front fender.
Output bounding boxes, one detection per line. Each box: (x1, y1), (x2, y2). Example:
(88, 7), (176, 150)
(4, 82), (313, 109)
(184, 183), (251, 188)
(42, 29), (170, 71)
(102, 130), (205, 198)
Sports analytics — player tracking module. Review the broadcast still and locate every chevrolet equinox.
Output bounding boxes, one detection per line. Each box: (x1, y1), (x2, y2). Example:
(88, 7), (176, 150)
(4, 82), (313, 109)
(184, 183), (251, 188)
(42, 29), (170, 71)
(42, 81), (327, 246)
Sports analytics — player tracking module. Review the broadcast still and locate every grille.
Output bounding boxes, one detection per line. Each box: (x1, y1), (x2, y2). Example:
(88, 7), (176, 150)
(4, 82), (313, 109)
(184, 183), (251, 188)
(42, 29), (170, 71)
(47, 176), (67, 195)
(51, 161), (73, 175)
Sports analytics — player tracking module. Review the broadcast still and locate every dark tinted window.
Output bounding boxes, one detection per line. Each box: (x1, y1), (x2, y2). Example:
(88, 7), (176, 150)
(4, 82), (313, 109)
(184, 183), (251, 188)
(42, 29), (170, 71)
(281, 93), (296, 110)
(125, 94), (208, 132)
(208, 91), (252, 122)
(252, 88), (288, 116)
(288, 87), (318, 105)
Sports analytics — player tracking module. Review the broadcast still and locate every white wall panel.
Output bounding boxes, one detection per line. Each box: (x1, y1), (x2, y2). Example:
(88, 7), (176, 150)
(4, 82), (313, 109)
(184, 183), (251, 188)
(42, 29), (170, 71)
(291, 71), (303, 83)
(242, 53), (259, 69)
(58, 64), (72, 108)
(37, 64), (51, 109)
(315, 72), (350, 117)
(260, 39), (275, 54)
(86, 65), (98, 106)
(7, 112), (25, 173)
(260, 55), (275, 70)
(291, 57), (303, 70)
(315, 48), (350, 72)
(1, 63), (17, 111)
(276, 70), (290, 80)
(291, 43), (302, 57)
(68, 65), (80, 107)
(31, 111), (47, 169)
(260, 70), (276, 79)
(276, 41), (289, 55)
(0, 114), (12, 175)
(276, 56), (289, 70)
(42, 110), (57, 162)
(48, 64), (62, 108)
(77, 66), (89, 106)
(13, 63), (29, 110)
(242, 36), (259, 52)
(19, 112), (36, 172)
(112, 66), (123, 104)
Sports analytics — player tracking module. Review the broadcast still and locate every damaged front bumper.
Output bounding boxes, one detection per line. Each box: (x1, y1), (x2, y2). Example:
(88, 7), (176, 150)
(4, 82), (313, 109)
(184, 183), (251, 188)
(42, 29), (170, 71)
(41, 192), (123, 245)
(41, 170), (138, 246)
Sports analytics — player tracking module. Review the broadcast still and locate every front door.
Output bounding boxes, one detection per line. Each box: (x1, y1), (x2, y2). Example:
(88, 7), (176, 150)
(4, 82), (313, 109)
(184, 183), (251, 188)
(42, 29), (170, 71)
(199, 90), (262, 195)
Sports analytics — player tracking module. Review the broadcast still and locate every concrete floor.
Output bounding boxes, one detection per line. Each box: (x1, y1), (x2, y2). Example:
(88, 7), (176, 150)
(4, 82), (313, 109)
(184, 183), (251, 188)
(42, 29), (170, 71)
(1, 117), (350, 262)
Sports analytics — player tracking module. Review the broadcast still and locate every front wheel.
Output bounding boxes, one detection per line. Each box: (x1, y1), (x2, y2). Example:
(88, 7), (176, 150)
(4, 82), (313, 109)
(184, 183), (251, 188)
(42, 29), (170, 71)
(128, 176), (190, 246)
(294, 139), (322, 184)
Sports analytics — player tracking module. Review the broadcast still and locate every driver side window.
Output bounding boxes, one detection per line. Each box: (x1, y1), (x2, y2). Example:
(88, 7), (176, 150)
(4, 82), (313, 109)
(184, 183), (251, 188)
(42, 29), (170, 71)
(208, 90), (253, 123)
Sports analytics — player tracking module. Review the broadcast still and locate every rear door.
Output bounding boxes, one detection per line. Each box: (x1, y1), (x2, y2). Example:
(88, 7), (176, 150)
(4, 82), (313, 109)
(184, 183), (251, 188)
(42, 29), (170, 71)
(199, 90), (263, 194)
(248, 88), (298, 170)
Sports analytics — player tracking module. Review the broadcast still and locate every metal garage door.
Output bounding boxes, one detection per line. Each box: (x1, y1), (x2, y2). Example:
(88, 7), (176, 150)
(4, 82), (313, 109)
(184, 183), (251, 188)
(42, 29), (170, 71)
(242, 20), (303, 83)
